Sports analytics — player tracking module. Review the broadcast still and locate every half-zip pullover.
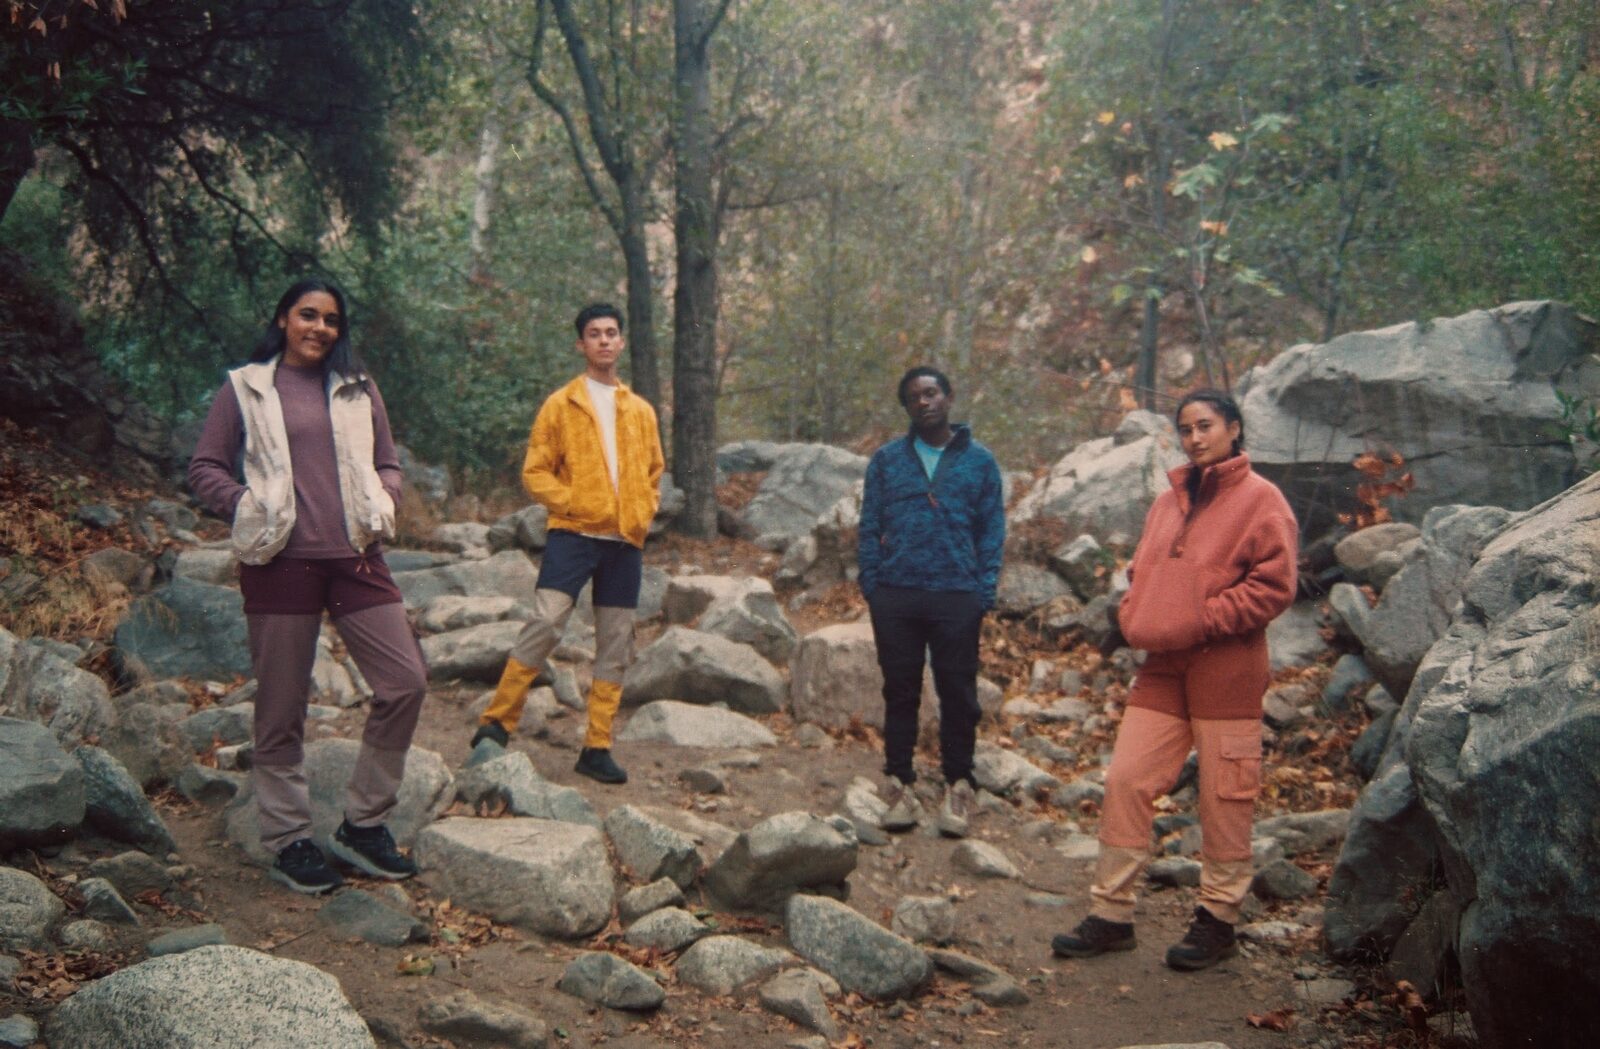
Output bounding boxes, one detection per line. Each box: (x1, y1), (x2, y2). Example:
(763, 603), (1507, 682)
(858, 423), (1005, 607)
(1117, 453), (1298, 654)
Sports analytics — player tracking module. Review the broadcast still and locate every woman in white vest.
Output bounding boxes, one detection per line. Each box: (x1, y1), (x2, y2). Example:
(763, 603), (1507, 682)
(189, 279), (428, 894)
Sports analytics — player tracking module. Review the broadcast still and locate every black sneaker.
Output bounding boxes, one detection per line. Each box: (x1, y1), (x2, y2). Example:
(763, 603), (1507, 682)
(271, 838), (344, 895)
(574, 747), (627, 784)
(470, 719), (510, 749)
(1165, 905), (1238, 971)
(1051, 915), (1137, 958)
(329, 819), (418, 880)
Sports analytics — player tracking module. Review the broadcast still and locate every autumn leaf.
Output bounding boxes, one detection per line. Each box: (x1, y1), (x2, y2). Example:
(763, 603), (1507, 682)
(1246, 1008), (1297, 1031)
(1079, 245), (1098, 264)
(1118, 387), (1139, 412)
(1123, 173), (1144, 189)
(396, 954), (435, 976)
(1208, 130), (1239, 150)
(1200, 219), (1229, 236)
(1096, 110), (1116, 125)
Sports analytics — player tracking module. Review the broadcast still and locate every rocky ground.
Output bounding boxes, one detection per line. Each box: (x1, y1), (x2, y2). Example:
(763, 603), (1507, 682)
(0, 412), (1488, 1049)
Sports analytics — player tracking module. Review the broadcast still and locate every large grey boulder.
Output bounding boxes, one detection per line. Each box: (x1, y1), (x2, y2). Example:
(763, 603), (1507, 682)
(0, 627), (116, 745)
(737, 445), (869, 550)
(704, 812), (858, 914)
(171, 548), (236, 586)
(99, 701), (189, 788)
(176, 704), (254, 752)
(453, 751), (599, 827)
(1238, 300), (1597, 533)
(393, 550), (541, 610)
(675, 935), (795, 995)
(604, 805), (703, 887)
(417, 595), (528, 634)
(993, 563), (1075, 618)
(0, 716), (85, 849)
(76, 746), (176, 855)
(487, 504), (550, 554)
(421, 621), (522, 682)
(0, 867), (64, 950)
(114, 577), (251, 681)
(414, 818), (613, 938)
(225, 740), (453, 865)
(46, 945), (375, 1049)
(1403, 470), (1600, 1049)
(1265, 603), (1329, 672)
(1008, 411), (1187, 543)
(1333, 523), (1420, 588)
(784, 894), (931, 1000)
(1339, 504), (1516, 697)
(776, 487), (863, 591)
(622, 627), (784, 714)
(717, 439), (785, 475)
(693, 579), (799, 665)
(1325, 760), (1440, 961)
(616, 700), (777, 748)
(789, 623), (942, 730)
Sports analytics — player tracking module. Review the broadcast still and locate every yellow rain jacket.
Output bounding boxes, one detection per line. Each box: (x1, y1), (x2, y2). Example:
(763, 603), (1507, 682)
(521, 375), (665, 548)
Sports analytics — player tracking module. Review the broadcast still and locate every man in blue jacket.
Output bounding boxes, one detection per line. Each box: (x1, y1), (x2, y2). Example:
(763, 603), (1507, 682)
(858, 366), (1005, 837)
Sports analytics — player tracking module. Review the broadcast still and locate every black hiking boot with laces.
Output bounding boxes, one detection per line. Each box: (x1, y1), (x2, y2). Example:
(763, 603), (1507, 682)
(574, 747), (628, 784)
(469, 719), (510, 750)
(1165, 905), (1238, 971)
(1051, 915), (1137, 958)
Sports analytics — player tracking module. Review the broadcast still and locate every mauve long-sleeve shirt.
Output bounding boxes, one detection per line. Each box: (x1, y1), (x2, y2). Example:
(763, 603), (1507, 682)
(187, 362), (404, 559)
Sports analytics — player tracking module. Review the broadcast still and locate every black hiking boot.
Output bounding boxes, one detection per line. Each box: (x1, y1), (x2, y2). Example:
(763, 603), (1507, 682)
(271, 838), (344, 895)
(469, 719), (510, 750)
(329, 819), (418, 880)
(1165, 905), (1238, 971)
(1051, 915), (1137, 959)
(574, 747), (628, 785)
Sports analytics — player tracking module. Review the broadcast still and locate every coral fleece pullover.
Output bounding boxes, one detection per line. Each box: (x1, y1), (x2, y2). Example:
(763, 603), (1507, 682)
(1118, 453), (1298, 664)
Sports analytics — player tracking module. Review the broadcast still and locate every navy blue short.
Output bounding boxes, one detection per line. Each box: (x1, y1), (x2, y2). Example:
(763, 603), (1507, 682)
(536, 530), (643, 608)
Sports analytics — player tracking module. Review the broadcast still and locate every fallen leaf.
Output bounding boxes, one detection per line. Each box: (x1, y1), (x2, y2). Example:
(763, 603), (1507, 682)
(1247, 1008), (1297, 1031)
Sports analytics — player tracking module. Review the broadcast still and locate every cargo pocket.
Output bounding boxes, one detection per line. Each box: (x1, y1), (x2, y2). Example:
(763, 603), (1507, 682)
(1215, 731), (1262, 801)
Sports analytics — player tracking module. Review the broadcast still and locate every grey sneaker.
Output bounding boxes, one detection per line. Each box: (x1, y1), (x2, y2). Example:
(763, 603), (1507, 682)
(936, 779), (974, 838)
(881, 777), (923, 831)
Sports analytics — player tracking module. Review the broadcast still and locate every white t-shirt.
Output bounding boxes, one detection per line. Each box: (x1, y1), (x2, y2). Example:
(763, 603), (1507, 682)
(585, 377), (621, 492)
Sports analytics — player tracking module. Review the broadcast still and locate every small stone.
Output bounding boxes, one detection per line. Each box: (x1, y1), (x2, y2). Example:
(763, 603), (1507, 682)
(1238, 920), (1306, 943)
(417, 989), (547, 1049)
(1055, 834), (1100, 861)
(86, 851), (173, 899)
(794, 723), (834, 749)
(146, 924), (229, 957)
(59, 920), (116, 950)
(679, 767), (727, 794)
(1025, 892), (1071, 909)
(318, 890), (429, 947)
(176, 764), (246, 805)
(759, 969), (839, 1039)
(1297, 977), (1357, 1007)
(675, 935), (794, 995)
(79, 878), (139, 926)
(0, 1014), (39, 1049)
(618, 878), (686, 925)
(623, 907), (708, 953)
(972, 976), (1029, 1006)
(557, 952), (664, 1011)
(891, 895), (956, 945)
(1147, 857), (1202, 888)
(1252, 859), (1319, 901)
(951, 841), (1019, 880)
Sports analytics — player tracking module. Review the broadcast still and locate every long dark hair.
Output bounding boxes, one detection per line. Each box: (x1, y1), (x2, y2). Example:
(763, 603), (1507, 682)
(1174, 388), (1245, 455)
(249, 279), (367, 380)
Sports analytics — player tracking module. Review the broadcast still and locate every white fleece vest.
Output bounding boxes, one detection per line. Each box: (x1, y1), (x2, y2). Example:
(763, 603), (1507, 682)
(227, 356), (396, 565)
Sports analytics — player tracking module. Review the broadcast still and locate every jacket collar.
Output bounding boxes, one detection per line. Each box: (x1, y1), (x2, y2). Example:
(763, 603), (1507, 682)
(903, 422), (972, 451)
(561, 373), (633, 418)
(1167, 452), (1252, 511)
(236, 354), (363, 398)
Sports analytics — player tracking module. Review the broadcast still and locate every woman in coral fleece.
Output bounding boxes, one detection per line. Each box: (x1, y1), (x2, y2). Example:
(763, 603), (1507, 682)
(188, 279), (427, 895)
(1052, 389), (1298, 971)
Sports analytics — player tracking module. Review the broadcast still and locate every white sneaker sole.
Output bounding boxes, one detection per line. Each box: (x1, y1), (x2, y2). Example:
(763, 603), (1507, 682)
(268, 867), (341, 895)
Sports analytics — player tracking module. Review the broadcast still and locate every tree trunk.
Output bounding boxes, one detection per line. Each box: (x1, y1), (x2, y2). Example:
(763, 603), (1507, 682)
(0, 117), (34, 223)
(1135, 290), (1160, 410)
(619, 212), (661, 409)
(670, 0), (720, 539)
(469, 108), (503, 281)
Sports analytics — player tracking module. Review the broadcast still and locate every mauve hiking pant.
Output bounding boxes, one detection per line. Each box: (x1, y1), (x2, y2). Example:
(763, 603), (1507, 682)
(241, 555), (428, 855)
(867, 585), (985, 787)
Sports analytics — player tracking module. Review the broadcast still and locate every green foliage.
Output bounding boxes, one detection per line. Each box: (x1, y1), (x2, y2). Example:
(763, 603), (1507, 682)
(1556, 390), (1600, 477)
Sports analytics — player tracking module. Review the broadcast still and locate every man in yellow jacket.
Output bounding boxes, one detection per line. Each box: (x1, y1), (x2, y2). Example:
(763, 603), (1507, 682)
(472, 303), (665, 784)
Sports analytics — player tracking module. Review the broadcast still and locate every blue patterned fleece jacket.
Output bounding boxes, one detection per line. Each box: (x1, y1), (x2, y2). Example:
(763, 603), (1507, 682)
(857, 424), (1006, 608)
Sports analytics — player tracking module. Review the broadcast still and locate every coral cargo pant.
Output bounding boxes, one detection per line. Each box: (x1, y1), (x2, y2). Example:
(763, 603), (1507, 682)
(1091, 633), (1267, 925)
